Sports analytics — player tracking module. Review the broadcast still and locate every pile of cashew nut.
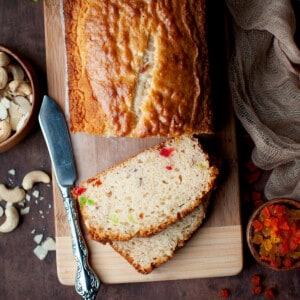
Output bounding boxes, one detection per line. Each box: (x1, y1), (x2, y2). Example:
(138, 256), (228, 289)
(0, 170), (50, 233)
(0, 51), (33, 143)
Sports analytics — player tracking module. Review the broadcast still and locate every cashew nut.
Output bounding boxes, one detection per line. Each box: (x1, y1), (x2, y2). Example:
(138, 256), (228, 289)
(0, 52), (10, 67)
(6, 64), (25, 81)
(8, 80), (32, 96)
(22, 170), (51, 190)
(0, 67), (8, 89)
(0, 84), (9, 98)
(0, 101), (8, 120)
(0, 184), (25, 203)
(16, 113), (29, 132)
(1, 96), (11, 109)
(13, 96), (31, 114)
(8, 101), (22, 131)
(0, 206), (19, 233)
(28, 93), (33, 104)
(0, 120), (12, 143)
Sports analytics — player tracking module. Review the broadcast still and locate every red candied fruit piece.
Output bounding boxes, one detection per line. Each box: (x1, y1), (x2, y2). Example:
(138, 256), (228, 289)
(87, 177), (102, 186)
(165, 165), (173, 170)
(269, 204), (284, 217)
(260, 255), (272, 262)
(263, 288), (275, 299)
(264, 218), (273, 228)
(251, 274), (261, 285)
(73, 186), (87, 196)
(252, 192), (262, 202)
(270, 259), (279, 269)
(218, 288), (229, 298)
(289, 238), (299, 251)
(92, 179), (102, 187)
(261, 206), (271, 218)
(282, 257), (292, 267)
(278, 240), (289, 255)
(245, 170), (261, 184)
(159, 147), (175, 158)
(252, 219), (263, 231)
(279, 220), (290, 231)
(251, 192), (265, 208)
(252, 285), (262, 295)
(246, 160), (258, 172)
(290, 223), (297, 235)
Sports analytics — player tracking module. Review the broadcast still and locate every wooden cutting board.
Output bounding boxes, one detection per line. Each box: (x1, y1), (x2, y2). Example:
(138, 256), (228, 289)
(43, 0), (243, 285)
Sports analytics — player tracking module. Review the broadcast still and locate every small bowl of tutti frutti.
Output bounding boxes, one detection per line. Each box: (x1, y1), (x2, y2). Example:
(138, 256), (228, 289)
(247, 198), (300, 271)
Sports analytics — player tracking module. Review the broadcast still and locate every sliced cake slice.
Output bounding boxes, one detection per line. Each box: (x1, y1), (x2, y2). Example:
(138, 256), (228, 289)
(72, 136), (218, 243)
(110, 195), (210, 274)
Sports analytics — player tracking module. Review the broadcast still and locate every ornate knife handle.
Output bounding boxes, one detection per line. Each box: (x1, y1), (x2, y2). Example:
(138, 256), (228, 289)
(62, 187), (100, 300)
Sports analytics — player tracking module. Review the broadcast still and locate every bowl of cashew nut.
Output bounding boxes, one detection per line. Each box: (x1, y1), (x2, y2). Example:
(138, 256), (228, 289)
(0, 45), (39, 153)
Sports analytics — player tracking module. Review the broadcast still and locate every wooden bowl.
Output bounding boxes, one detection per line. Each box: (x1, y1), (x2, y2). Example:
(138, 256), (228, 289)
(0, 45), (39, 153)
(246, 198), (300, 271)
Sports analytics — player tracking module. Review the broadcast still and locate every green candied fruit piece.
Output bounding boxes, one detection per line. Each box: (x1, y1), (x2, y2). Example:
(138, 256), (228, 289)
(198, 162), (207, 170)
(109, 213), (119, 224)
(128, 213), (136, 224)
(87, 198), (94, 206)
(79, 196), (87, 208)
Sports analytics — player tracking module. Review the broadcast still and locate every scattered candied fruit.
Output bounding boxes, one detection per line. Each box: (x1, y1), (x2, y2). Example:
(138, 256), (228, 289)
(263, 288), (275, 299)
(251, 192), (265, 208)
(246, 160), (258, 172)
(252, 192), (262, 202)
(252, 285), (262, 295)
(251, 274), (261, 285)
(245, 170), (261, 184)
(218, 288), (229, 298)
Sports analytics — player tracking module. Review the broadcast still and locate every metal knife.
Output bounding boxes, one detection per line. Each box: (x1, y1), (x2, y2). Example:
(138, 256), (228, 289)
(38, 95), (100, 300)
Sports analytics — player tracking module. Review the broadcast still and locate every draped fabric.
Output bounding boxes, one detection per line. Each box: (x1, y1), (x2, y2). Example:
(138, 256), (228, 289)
(225, 0), (300, 200)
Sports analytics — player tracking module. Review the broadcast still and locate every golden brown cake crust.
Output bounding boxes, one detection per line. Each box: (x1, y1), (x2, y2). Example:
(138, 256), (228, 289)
(63, 0), (212, 137)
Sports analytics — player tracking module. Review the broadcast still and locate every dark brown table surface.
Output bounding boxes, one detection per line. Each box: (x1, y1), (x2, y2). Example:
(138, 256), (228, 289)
(0, 1), (299, 300)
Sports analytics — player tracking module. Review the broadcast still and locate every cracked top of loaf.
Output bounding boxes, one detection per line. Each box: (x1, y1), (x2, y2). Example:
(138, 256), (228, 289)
(62, 0), (212, 137)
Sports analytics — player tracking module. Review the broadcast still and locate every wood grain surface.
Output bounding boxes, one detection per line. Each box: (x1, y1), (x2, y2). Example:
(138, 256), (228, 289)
(44, 0), (242, 284)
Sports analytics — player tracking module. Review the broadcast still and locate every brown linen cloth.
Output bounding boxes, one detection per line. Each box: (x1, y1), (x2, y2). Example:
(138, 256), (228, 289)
(225, 0), (300, 201)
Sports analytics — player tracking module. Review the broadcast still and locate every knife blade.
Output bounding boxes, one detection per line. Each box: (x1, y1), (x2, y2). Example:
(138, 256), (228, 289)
(38, 95), (100, 300)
